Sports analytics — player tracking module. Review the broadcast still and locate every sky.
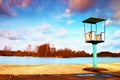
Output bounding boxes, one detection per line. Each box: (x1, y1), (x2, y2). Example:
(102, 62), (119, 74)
(0, 0), (120, 53)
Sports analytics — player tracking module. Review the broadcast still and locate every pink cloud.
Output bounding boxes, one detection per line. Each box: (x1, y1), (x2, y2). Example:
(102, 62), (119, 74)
(9, 0), (31, 7)
(0, 4), (12, 16)
(105, 0), (120, 26)
(22, 0), (31, 7)
(0, 0), (19, 16)
(69, 0), (97, 12)
(0, 0), (2, 4)
(0, 0), (38, 16)
(108, 0), (120, 10)
(68, 0), (120, 26)
(112, 11), (120, 19)
(9, 0), (23, 7)
(109, 0), (120, 19)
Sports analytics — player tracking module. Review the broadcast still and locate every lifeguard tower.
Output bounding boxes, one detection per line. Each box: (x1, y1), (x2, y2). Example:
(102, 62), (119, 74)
(82, 17), (106, 68)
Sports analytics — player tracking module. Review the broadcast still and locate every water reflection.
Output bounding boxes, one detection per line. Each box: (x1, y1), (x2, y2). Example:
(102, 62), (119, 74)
(75, 73), (115, 79)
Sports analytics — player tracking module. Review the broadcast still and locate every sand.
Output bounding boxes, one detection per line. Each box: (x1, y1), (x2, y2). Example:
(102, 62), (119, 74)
(0, 62), (119, 75)
(0, 63), (120, 80)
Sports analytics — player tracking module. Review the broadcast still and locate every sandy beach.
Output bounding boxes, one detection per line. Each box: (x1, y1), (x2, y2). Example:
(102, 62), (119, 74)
(0, 63), (120, 80)
(0, 63), (120, 75)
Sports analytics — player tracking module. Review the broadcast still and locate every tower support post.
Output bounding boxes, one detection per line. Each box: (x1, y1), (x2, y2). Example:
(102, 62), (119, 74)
(93, 43), (97, 68)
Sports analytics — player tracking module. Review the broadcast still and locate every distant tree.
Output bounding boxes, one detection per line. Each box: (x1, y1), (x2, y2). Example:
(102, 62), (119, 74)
(3, 45), (11, 52)
(15, 50), (22, 56)
(49, 44), (56, 57)
(3, 45), (12, 56)
(1, 43), (119, 57)
(26, 44), (32, 52)
(97, 51), (113, 57)
(36, 43), (50, 57)
(0, 50), (3, 56)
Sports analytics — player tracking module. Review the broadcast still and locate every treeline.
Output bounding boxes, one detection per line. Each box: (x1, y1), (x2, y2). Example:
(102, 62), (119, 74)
(97, 51), (120, 57)
(0, 43), (120, 58)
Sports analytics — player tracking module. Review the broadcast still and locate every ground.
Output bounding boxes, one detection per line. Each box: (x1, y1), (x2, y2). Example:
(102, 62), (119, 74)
(0, 63), (120, 80)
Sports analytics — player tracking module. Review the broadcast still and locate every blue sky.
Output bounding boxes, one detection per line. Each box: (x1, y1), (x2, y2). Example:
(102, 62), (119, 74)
(0, 0), (120, 53)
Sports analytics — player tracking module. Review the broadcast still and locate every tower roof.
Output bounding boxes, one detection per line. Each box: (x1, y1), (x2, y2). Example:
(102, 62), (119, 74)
(82, 17), (106, 24)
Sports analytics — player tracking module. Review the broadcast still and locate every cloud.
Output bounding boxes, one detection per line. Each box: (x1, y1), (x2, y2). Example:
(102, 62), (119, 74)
(105, 19), (112, 26)
(55, 8), (71, 21)
(108, 0), (120, 11)
(0, 4), (12, 16)
(110, 20), (120, 26)
(63, 8), (71, 18)
(37, 23), (54, 34)
(106, 0), (120, 26)
(0, 30), (22, 40)
(112, 11), (120, 19)
(69, 0), (97, 12)
(8, 0), (31, 8)
(111, 10), (120, 26)
(22, 0), (31, 7)
(67, 0), (120, 26)
(56, 27), (68, 37)
(0, 38), (30, 51)
(55, 15), (63, 20)
(38, 23), (51, 31)
(8, 0), (41, 8)
(67, 20), (75, 24)
(113, 30), (120, 39)
(106, 19), (120, 27)
(100, 40), (120, 52)
(0, 0), (2, 4)
(0, 0), (22, 16)
(98, 29), (120, 52)
(0, 0), (41, 16)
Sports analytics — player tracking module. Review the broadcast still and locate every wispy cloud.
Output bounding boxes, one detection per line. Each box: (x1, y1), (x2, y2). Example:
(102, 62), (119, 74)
(37, 23), (54, 34)
(67, 20), (75, 24)
(56, 27), (68, 37)
(0, 30), (22, 40)
(55, 8), (72, 21)
(106, 19), (112, 26)
(98, 30), (120, 52)
(63, 8), (71, 18)
(113, 30), (120, 39)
